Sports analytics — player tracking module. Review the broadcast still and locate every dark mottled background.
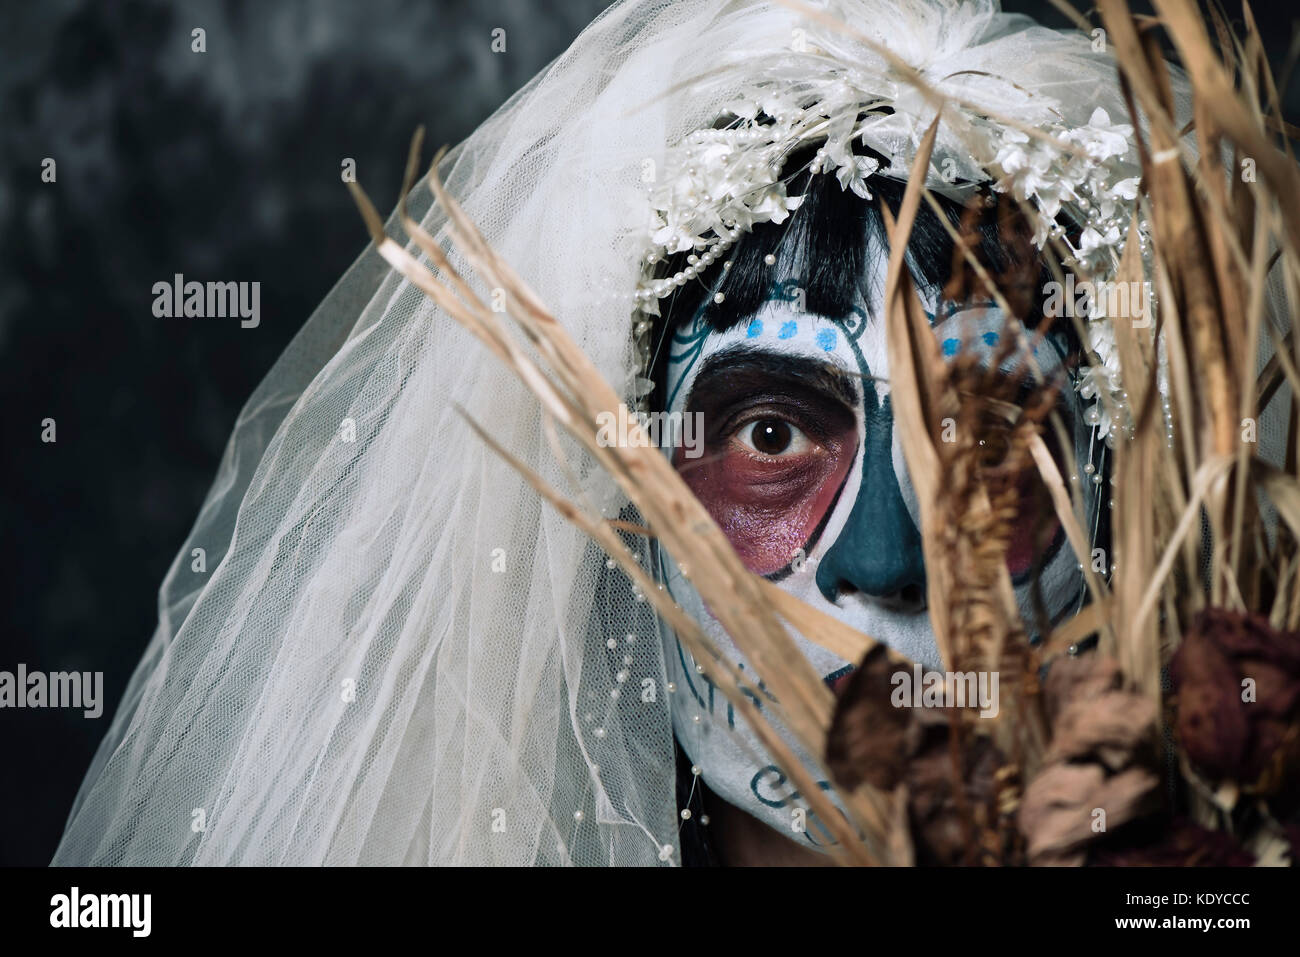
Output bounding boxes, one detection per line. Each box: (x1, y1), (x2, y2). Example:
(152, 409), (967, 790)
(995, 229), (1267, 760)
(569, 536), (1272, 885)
(1, 0), (1295, 866)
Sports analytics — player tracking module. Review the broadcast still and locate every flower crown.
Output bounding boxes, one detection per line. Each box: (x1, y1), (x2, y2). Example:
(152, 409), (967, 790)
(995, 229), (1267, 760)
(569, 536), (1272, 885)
(629, 11), (1157, 448)
(634, 101), (1140, 302)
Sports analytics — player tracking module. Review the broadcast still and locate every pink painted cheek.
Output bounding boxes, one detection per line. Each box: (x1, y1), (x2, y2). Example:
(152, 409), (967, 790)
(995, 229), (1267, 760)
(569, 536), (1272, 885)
(677, 438), (856, 577)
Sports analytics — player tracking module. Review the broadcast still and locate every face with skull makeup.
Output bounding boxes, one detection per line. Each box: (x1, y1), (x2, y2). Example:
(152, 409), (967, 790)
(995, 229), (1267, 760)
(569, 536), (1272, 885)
(651, 169), (1105, 853)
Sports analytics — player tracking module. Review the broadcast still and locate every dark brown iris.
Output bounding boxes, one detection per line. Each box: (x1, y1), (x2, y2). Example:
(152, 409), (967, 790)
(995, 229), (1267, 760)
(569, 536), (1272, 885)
(751, 418), (792, 455)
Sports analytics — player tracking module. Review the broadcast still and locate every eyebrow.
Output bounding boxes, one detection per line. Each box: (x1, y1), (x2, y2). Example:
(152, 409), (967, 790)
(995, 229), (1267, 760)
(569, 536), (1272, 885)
(685, 345), (860, 414)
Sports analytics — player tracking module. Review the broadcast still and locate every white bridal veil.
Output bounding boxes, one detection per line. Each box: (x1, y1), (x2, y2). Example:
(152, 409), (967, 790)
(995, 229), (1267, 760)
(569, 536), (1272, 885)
(53, 0), (1277, 866)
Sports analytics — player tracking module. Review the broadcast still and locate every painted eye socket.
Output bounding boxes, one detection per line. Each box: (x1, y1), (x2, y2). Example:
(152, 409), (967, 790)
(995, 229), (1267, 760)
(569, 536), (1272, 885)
(736, 417), (812, 457)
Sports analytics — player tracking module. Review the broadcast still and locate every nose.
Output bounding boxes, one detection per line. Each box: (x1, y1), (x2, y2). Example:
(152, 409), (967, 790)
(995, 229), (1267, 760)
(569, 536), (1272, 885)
(815, 403), (927, 611)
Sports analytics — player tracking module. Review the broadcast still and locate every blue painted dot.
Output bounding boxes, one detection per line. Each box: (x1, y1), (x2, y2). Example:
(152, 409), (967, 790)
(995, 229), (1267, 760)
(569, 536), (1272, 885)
(778, 320), (798, 339)
(815, 328), (837, 351)
(982, 332), (999, 347)
(942, 337), (960, 356)
(746, 319), (763, 338)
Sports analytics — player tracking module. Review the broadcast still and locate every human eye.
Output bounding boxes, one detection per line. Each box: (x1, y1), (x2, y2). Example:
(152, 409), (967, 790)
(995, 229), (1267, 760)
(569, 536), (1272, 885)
(679, 386), (857, 575)
(732, 415), (815, 458)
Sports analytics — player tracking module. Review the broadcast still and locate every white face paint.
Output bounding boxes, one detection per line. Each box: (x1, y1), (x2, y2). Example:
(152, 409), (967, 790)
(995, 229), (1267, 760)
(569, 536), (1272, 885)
(655, 271), (1100, 851)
